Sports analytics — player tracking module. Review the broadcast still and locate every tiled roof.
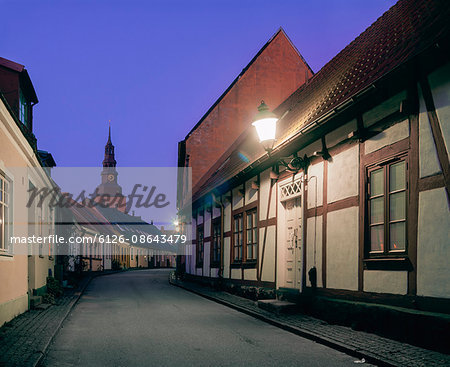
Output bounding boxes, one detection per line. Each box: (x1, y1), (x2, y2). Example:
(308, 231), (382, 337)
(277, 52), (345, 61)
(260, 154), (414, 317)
(0, 57), (24, 72)
(191, 0), (450, 202)
(61, 201), (170, 251)
(274, 0), (450, 144)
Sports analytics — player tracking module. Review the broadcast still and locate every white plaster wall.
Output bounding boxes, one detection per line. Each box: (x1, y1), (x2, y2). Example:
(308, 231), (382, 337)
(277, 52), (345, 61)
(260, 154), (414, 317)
(210, 268), (219, 278)
(363, 90), (407, 127)
(196, 210), (203, 225)
(327, 144), (359, 203)
(231, 268), (241, 280)
(417, 188), (450, 298)
(223, 237), (230, 278)
(232, 186), (244, 210)
(326, 119), (357, 148)
(212, 206), (221, 219)
(223, 195), (231, 232)
(307, 162), (323, 209)
(365, 119), (409, 154)
(306, 216), (323, 288)
(191, 218), (197, 242)
(363, 270), (407, 294)
(259, 225), (276, 282)
(244, 268), (257, 281)
(428, 63), (450, 157)
(203, 241), (210, 275)
(418, 85), (442, 177)
(245, 177), (258, 205)
(204, 210), (211, 238)
(326, 206), (359, 291)
(297, 139), (322, 158)
(259, 169), (276, 221)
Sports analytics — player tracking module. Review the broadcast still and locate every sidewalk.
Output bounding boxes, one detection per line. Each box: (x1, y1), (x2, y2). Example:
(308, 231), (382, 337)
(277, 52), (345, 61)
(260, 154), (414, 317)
(0, 276), (92, 367)
(170, 277), (450, 367)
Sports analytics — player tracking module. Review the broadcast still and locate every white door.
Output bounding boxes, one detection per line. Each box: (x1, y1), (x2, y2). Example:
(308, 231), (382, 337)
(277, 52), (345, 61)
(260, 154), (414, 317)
(284, 197), (302, 290)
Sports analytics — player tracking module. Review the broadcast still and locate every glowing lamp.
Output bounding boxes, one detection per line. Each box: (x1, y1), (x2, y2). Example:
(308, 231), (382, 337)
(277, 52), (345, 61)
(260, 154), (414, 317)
(252, 101), (278, 153)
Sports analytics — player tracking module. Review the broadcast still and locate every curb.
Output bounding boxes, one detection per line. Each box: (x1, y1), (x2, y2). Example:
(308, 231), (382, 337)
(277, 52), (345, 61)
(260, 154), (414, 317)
(169, 279), (399, 367)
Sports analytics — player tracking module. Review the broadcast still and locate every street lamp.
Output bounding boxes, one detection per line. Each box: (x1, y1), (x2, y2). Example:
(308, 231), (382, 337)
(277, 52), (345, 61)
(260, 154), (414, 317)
(252, 101), (311, 174)
(252, 101), (278, 154)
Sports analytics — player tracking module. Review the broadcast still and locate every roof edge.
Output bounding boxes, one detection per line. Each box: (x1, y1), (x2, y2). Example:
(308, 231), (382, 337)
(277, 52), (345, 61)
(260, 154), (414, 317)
(184, 27), (291, 141)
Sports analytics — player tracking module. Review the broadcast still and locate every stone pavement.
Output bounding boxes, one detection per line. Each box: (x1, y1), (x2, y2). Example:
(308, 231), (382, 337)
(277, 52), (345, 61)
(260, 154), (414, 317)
(0, 276), (91, 367)
(170, 277), (450, 367)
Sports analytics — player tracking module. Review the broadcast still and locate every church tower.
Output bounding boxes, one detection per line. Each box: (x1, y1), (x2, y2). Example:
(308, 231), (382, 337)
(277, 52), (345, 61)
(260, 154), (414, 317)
(95, 124), (126, 212)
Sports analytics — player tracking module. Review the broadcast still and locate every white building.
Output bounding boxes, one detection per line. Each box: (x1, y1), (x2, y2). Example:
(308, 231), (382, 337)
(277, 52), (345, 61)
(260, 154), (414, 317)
(177, 0), (450, 350)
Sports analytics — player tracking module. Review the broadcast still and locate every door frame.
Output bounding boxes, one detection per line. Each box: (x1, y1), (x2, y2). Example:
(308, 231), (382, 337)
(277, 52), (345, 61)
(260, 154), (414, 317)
(276, 173), (305, 291)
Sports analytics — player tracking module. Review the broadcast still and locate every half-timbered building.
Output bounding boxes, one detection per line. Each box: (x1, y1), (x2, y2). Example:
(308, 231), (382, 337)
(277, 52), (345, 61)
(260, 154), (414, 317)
(177, 0), (450, 347)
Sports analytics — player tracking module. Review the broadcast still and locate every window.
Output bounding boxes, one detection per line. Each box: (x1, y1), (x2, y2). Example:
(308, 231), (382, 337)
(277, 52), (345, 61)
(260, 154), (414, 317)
(232, 209), (258, 265)
(367, 157), (407, 255)
(233, 214), (243, 262)
(19, 89), (29, 127)
(212, 219), (221, 265)
(246, 210), (257, 261)
(196, 225), (204, 266)
(0, 174), (11, 254)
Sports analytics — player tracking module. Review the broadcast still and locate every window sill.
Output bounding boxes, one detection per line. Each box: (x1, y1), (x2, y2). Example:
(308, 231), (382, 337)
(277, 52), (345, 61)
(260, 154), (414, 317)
(230, 262), (242, 268)
(0, 251), (13, 259)
(363, 257), (412, 271)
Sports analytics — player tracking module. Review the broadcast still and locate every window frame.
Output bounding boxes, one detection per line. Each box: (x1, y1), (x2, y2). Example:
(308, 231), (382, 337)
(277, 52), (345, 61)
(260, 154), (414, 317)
(245, 209), (258, 262)
(211, 217), (221, 267)
(365, 152), (409, 260)
(231, 208), (258, 267)
(232, 213), (243, 264)
(19, 89), (30, 127)
(0, 172), (13, 256)
(196, 224), (204, 268)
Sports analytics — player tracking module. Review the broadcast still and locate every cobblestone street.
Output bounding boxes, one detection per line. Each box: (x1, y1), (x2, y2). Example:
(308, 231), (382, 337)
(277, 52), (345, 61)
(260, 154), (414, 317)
(1, 270), (449, 367)
(0, 277), (91, 367)
(170, 277), (450, 367)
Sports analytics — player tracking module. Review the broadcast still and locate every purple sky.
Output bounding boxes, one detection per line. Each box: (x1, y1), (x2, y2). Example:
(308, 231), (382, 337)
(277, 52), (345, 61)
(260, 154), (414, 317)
(2, 0), (397, 168)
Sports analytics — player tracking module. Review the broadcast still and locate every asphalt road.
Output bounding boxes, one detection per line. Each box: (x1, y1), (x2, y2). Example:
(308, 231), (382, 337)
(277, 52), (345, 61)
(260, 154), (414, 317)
(41, 269), (370, 367)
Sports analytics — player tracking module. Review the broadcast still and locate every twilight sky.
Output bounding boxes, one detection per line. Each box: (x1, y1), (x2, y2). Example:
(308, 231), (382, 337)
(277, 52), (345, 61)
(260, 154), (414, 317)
(2, 0), (397, 168)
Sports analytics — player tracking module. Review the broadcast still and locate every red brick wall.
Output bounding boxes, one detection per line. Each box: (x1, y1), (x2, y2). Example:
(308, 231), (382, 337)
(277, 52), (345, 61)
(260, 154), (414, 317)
(184, 31), (313, 188)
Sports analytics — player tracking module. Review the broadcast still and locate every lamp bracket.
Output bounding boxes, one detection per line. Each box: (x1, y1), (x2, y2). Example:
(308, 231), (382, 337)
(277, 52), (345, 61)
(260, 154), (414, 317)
(313, 136), (331, 160)
(277, 153), (310, 174)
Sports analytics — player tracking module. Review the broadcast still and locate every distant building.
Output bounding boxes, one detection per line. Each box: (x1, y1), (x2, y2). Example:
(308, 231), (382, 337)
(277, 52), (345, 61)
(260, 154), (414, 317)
(95, 126), (126, 212)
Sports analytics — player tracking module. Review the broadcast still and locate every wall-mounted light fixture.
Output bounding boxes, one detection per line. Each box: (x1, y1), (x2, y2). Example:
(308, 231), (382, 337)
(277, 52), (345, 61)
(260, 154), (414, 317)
(252, 101), (278, 154)
(252, 101), (310, 174)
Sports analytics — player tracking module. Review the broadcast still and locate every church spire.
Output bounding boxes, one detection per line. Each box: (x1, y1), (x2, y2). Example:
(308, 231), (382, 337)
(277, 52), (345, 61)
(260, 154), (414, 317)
(107, 121), (112, 143)
(103, 120), (117, 168)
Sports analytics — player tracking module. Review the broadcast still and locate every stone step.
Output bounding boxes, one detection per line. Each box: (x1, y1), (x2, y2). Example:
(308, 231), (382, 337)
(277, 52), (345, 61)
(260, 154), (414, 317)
(258, 299), (298, 315)
(29, 296), (42, 309)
